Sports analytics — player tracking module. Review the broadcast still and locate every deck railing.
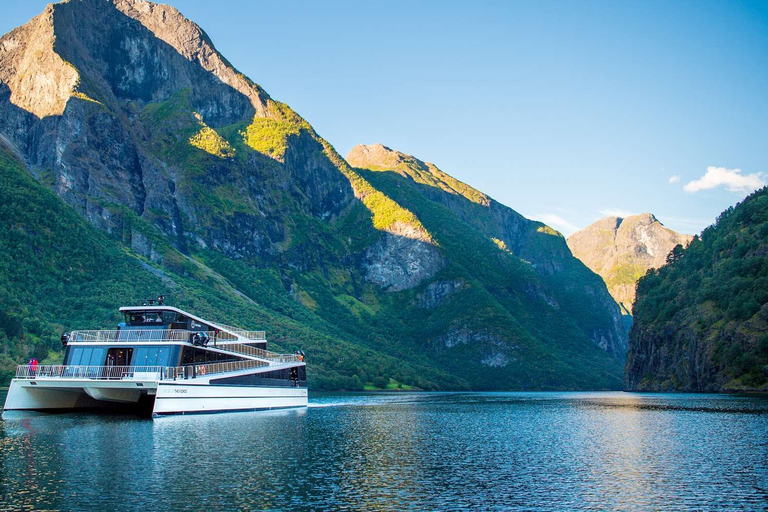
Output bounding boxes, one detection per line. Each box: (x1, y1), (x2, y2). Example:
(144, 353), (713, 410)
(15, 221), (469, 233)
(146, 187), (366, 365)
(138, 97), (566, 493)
(70, 329), (191, 343)
(212, 324), (266, 340)
(185, 359), (269, 378)
(15, 365), (164, 380)
(218, 343), (303, 363)
(69, 329), (248, 343)
(67, 329), (300, 363)
(69, 329), (266, 343)
(15, 360), (301, 381)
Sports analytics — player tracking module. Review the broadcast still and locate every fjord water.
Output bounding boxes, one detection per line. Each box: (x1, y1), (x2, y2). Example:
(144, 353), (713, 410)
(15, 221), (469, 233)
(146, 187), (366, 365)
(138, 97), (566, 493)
(1, 392), (766, 510)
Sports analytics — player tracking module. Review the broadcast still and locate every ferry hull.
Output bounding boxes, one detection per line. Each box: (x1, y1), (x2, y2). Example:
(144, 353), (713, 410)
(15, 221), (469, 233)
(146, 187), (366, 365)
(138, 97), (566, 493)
(3, 378), (156, 411)
(4, 379), (107, 410)
(3, 378), (307, 417)
(152, 382), (308, 416)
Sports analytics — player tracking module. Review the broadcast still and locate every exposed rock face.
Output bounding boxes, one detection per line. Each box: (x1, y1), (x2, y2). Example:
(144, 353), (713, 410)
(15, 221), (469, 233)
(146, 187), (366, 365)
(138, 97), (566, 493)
(348, 143), (628, 358)
(111, 0), (269, 114)
(0, 6), (79, 118)
(567, 214), (692, 314)
(363, 222), (445, 292)
(0, 1), (633, 390)
(416, 280), (466, 309)
(431, 326), (514, 368)
(0, 0), (353, 259)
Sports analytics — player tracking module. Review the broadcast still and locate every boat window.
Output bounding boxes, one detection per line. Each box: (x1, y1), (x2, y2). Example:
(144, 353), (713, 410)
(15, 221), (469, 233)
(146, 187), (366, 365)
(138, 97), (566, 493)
(88, 347), (106, 366)
(157, 346), (170, 366)
(145, 348), (159, 366)
(127, 311), (163, 325)
(181, 346), (247, 365)
(134, 347), (150, 366)
(69, 347), (83, 365)
(80, 347), (93, 367)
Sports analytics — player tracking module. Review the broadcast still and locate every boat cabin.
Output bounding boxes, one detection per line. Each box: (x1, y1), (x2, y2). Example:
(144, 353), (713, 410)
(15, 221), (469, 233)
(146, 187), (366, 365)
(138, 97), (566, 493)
(60, 303), (306, 384)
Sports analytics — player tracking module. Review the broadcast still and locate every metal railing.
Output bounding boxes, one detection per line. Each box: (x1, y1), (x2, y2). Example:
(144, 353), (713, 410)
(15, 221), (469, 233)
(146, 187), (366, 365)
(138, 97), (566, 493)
(15, 365), (164, 380)
(67, 329), (300, 363)
(70, 329), (191, 343)
(70, 329), (258, 344)
(216, 343), (302, 363)
(213, 323), (266, 340)
(183, 359), (269, 378)
(15, 359), (301, 382)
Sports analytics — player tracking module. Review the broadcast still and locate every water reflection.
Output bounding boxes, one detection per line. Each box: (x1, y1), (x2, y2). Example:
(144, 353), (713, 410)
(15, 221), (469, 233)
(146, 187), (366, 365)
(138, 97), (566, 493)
(2, 392), (767, 510)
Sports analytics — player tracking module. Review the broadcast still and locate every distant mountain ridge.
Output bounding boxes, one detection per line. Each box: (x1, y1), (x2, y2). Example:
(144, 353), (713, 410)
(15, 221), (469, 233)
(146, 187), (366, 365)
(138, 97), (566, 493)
(0, 0), (626, 389)
(567, 214), (692, 314)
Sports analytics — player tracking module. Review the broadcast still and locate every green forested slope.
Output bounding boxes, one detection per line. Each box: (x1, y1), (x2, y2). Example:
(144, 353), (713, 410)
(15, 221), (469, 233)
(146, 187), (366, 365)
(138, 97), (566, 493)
(0, 0), (627, 391)
(626, 187), (768, 391)
(0, 146), (460, 390)
(355, 167), (625, 389)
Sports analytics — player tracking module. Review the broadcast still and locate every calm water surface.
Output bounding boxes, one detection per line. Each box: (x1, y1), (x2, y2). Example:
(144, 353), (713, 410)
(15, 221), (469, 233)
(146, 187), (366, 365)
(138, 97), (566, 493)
(1, 391), (767, 510)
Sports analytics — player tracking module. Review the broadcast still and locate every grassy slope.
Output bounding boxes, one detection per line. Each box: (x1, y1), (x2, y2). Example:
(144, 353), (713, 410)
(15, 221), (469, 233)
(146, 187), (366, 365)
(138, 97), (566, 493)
(0, 89), (624, 391)
(0, 145), (460, 390)
(357, 168), (624, 389)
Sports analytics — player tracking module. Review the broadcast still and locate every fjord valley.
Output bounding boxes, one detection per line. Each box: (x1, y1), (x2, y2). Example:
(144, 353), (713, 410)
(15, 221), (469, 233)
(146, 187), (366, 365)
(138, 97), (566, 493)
(626, 187), (768, 392)
(0, 0), (627, 391)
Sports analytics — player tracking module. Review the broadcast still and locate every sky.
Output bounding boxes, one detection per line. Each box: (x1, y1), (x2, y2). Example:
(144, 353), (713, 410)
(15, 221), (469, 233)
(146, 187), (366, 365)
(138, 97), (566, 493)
(2, 0), (767, 236)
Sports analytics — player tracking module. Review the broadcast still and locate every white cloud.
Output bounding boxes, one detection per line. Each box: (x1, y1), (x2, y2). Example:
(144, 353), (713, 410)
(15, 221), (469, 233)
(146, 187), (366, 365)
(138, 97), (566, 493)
(669, 175), (680, 184)
(684, 167), (765, 194)
(599, 208), (635, 218)
(531, 213), (579, 235)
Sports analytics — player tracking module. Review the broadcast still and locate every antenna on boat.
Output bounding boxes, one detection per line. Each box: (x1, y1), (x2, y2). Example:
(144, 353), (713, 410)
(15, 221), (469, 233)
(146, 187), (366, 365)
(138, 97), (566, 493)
(140, 295), (167, 307)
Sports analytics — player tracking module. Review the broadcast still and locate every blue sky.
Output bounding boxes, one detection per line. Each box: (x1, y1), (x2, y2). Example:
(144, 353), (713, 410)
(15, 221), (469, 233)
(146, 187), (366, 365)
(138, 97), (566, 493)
(2, 0), (767, 236)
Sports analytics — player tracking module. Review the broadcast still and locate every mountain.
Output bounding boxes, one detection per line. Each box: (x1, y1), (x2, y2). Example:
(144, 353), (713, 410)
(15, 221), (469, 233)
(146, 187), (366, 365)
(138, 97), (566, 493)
(567, 214), (692, 315)
(0, 138), (460, 390)
(625, 188), (768, 392)
(0, 0), (626, 390)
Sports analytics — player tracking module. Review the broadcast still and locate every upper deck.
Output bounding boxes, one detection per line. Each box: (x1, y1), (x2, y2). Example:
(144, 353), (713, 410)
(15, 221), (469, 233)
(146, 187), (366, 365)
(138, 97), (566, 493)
(117, 305), (265, 342)
(57, 301), (303, 371)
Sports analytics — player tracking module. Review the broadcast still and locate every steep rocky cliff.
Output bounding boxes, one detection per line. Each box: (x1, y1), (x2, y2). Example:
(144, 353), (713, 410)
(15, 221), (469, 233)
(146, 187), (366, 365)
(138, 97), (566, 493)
(567, 214), (692, 314)
(347, 144), (627, 362)
(625, 188), (768, 392)
(0, 0), (628, 389)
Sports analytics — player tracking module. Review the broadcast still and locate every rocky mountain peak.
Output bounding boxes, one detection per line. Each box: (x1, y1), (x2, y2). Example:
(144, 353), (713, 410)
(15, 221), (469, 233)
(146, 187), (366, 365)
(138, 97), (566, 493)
(567, 213), (693, 314)
(0, 4), (78, 118)
(0, 0), (634, 389)
(109, 0), (269, 114)
(347, 143), (408, 170)
(0, 0), (269, 124)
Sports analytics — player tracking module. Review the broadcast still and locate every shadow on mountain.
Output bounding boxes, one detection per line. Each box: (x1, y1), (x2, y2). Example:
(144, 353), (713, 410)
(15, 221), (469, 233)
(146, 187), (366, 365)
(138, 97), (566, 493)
(355, 166), (628, 360)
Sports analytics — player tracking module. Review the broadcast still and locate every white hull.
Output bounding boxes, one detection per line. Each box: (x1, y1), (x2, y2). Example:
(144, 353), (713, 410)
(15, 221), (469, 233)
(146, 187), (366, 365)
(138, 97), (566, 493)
(153, 382), (307, 416)
(3, 377), (307, 417)
(3, 379), (106, 410)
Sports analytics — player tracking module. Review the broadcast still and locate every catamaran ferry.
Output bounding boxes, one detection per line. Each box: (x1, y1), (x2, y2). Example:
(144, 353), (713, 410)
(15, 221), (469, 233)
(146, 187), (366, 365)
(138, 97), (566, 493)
(2, 298), (307, 417)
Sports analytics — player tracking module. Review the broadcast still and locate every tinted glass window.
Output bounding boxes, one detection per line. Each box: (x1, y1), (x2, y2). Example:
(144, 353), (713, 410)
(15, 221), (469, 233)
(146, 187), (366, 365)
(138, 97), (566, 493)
(68, 348), (82, 365)
(157, 346), (169, 366)
(133, 347), (149, 366)
(80, 347), (93, 366)
(89, 347), (106, 366)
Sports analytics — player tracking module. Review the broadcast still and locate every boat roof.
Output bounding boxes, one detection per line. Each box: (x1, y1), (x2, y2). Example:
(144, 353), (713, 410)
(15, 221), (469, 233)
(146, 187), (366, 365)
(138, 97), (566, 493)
(119, 305), (246, 339)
